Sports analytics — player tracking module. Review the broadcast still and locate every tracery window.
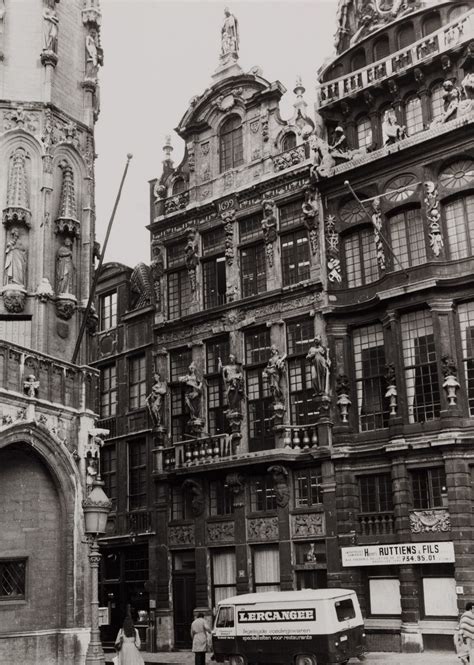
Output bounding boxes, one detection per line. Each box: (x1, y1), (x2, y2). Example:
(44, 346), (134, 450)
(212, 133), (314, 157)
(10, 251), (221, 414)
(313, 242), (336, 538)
(389, 208), (426, 270)
(443, 195), (474, 260)
(344, 227), (378, 287)
(401, 310), (440, 423)
(353, 324), (389, 431)
(219, 115), (244, 172)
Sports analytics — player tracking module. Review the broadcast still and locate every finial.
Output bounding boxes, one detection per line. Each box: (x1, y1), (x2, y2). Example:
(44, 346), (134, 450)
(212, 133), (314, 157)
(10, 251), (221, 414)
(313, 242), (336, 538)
(163, 136), (173, 161)
(294, 76), (305, 98)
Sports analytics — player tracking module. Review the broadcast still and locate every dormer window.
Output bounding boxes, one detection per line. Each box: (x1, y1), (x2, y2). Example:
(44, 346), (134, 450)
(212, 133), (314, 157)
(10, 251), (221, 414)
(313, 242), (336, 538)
(172, 177), (186, 195)
(219, 115), (244, 172)
(281, 132), (297, 151)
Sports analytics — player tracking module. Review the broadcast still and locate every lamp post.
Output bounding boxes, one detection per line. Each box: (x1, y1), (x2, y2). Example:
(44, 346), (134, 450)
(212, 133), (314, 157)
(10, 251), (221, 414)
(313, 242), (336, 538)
(83, 478), (112, 665)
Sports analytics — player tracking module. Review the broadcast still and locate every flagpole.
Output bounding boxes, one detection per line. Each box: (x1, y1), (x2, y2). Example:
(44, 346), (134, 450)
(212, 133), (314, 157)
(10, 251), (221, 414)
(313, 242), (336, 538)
(72, 153), (133, 365)
(344, 179), (410, 278)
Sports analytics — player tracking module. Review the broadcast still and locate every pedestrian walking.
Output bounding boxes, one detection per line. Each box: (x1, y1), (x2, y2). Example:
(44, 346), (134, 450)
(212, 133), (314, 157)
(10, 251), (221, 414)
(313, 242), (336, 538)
(460, 601), (474, 664)
(113, 614), (145, 665)
(191, 612), (211, 665)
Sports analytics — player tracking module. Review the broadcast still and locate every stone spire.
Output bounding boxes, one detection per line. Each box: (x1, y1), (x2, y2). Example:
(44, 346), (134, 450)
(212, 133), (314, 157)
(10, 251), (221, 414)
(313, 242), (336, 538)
(291, 76), (314, 137)
(55, 160), (80, 237)
(3, 147), (31, 227)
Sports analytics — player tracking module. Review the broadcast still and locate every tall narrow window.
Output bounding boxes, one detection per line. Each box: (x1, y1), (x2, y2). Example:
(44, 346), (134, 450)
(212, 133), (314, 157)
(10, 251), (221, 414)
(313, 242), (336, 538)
(389, 208), (426, 269)
(356, 116), (372, 150)
(100, 363), (117, 417)
(443, 195), (474, 260)
(294, 468), (322, 507)
(101, 444), (117, 511)
(281, 229), (310, 286)
(209, 480), (234, 516)
(282, 132), (297, 151)
(287, 319), (317, 424)
(212, 550), (237, 605)
(253, 546), (280, 592)
(430, 83), (445, 122)
(245, 329), (274, 451)
(128, 439), (147, 511)
(250, 475), (277, 512)
(405, 96), (424, 135)
(129, 354), (146, 410)
(220, 115), (244, 172)
(167, 241), (192, 320)
(411, 467), (447, 509)
(353, 324), (389, 431)
(457, 302), (474, 415)
(206, 337), (230, 435)
(171, 484), (194, 521)
(202, 228), (226, 309)
(240, 244), (266, 297)
(100, 292), (117, 331)
(344, 228), (379, 287)
(359, 474), (393, 513)
(170, 348), (193, 440)
(401, 311), (440, 423)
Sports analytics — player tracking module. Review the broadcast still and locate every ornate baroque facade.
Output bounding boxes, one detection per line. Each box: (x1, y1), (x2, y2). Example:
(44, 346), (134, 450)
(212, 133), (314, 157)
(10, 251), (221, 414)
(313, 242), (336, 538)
(95, 1), (474, 654)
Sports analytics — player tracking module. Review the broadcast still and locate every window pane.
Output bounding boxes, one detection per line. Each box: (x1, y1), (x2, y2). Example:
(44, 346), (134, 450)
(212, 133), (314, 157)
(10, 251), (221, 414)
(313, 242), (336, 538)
(100, 364), (117, 417)
(253, 546), (280, 591)
(100, 292), (117, 331)
(129, 355), (146, 409)
(0, 560), (26, 599)
(220, 116), (243, 172)
(356, 117), (372, 149)
(202, 227), (225, 256)
(430, 84), (444, 122)
(279, 199), (304, 230)
(240, 215), (261, 243)
(390, 209), (426, 270)
(203, 258), (226, 309)
(168, 269), (191, 319)
(128, 440), (147, 511)
(405, 97), (423, 135)
(281, 230), (310, 286)
(102, 444), (117, 510)
(241, 244), (266, 298)
(370, 579), (401, 615)
(458, 302), (474, 415)
(353, 324), (388, 430)
(295, 468), (322, 507)
(401, 311), (440, 423)
(444, 196), (474, 260)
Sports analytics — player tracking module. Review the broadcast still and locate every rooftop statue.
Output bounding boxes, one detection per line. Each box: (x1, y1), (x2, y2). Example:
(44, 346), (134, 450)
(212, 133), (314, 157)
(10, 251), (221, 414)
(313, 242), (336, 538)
(221, 7), (239, 60)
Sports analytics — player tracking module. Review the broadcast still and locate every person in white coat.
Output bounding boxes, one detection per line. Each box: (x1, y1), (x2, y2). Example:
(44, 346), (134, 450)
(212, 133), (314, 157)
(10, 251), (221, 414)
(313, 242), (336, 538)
(191, 612), (211, 665)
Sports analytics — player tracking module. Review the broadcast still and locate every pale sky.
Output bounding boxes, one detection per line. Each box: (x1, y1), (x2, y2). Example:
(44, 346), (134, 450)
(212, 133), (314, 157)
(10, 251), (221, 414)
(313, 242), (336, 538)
(95, 0), (340, 267)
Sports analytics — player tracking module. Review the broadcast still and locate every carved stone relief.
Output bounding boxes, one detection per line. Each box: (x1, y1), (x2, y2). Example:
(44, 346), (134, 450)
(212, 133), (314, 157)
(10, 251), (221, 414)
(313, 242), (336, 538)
(207, 521), (235, 543)
(169, 524), (195, 546)
(291, 513), (326, 539)
(325, 215), (341, 283)
(424, 181), (444, 257)
(409, 509), (451, 533)
(247, 517), (279, 541)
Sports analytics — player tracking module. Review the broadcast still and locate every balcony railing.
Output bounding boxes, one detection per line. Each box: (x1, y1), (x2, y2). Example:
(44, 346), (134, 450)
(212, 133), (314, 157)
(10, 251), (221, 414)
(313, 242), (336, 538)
(154, 433), (231, 473)
(105, 510), (153, 537)
(283, 424), (318, 450)
(272, 144), (309, 172)
(318, 9), (473, 108)
(359, 512), (395, 536)
(0, 339), (97, 411)
(96, 417), (117, 439)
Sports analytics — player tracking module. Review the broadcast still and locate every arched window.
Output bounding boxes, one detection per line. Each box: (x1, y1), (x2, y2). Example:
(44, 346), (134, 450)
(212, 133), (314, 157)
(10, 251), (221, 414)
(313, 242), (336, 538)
(430, 82), (445, 122)
(389, 208), (426, 270)
(172, 177), (186, 195)
(449, 3), (470, 20)
(344, 227), (379, 287)
(443, 195), (474, 260)
(219, 115), (244, 173)
(422, 12), (441, 36)
(351, 49), (366, 71)
(405, 96), (423, 135)
(397, 22), (415, 49)
(282, 132), (297, 151)
(439, 160), (474, 191)
(373, 36), (390, 61)
(356, 116), (372, 150)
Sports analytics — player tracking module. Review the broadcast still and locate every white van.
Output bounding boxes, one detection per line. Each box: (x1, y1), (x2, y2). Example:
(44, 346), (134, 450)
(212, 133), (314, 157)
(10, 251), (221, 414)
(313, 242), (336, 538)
(212, 589), (365, 665)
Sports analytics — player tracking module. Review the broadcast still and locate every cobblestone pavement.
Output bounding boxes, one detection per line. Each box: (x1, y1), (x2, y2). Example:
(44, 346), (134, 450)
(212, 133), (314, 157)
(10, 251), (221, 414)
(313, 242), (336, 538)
(105, 651), (457, 665)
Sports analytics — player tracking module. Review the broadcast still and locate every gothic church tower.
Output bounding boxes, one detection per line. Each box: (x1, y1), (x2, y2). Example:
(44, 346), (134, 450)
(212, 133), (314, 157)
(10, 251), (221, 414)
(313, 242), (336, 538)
(0, 2), (105, 664)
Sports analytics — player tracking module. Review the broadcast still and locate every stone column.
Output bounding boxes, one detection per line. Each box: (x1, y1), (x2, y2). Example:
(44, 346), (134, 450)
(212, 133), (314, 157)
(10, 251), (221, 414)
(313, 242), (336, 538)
(392, 456), (423, 653)
(443, 450), (474, 610)
(429, 299), (462, 418)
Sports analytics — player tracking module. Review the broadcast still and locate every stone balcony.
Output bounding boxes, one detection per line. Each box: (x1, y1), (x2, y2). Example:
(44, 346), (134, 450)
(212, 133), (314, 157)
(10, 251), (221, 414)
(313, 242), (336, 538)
(359, 512), (395, 536)
(153, 422), (321, 475)
(103, 509), (154, 539)
(318, 9), (473, 109)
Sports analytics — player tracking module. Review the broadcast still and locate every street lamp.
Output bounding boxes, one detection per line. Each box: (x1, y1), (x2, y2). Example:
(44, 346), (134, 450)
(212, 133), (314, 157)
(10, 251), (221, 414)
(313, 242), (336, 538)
(83, 478), (112, 665)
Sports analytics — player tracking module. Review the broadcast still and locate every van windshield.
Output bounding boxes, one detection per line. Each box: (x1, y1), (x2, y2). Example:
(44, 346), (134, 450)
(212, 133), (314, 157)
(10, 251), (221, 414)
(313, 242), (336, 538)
(335, 598), (355, 622)
(216, 606), (234, 628)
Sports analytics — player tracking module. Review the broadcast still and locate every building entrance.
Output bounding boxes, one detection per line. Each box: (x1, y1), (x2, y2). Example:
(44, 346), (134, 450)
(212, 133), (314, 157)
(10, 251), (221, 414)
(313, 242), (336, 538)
(172, 551), (196, 648)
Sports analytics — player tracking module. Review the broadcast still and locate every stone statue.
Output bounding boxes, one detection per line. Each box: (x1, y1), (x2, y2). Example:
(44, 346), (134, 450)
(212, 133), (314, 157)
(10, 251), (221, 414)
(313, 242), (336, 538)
(56, 237), (75, 294)
(382, 108), (407, 145)
(218, 354), (244, 412)
(179, 361), (203, 420)
(263, 345), (287, 404)
(43, 7), (59, 53)
(24, 374), (39, 398)
(328, 126), (349, 159)
(4, 229), (26, 286)
(221, 7), (239, 59)
(439, 80), (460, 124)
(85, 30), (102, 80)
(146, 372), (167, 427)
(306, 335), (331, 396)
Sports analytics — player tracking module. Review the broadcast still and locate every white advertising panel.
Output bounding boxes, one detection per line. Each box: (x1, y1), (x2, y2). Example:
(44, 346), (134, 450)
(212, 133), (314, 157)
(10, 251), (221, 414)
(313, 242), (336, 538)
(341, 541), (455, 567)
